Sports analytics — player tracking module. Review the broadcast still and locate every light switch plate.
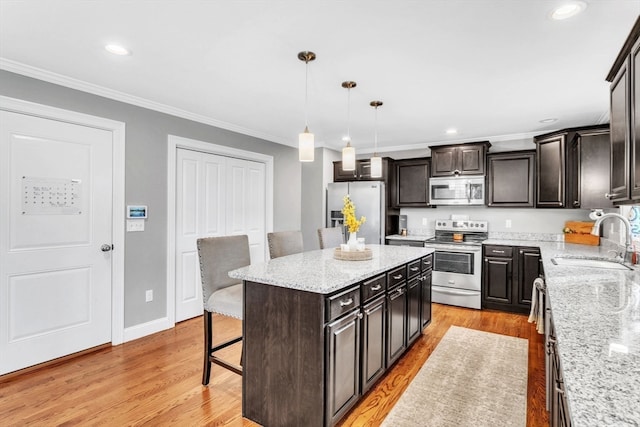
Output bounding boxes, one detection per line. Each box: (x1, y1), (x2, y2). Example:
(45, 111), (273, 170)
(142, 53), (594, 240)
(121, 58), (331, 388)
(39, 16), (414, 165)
(127, 219), (145, 232)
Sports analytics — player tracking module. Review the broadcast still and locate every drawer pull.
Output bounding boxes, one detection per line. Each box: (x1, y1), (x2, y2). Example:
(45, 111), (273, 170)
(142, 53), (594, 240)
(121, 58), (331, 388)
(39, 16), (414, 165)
(370, 284), (382, 291)
(394, 287), (404, 296)
(493, 250), (505, 254)
(339, 298), (354, 307)
(393, 274), (403, 280)
(410, 266), (420, 272)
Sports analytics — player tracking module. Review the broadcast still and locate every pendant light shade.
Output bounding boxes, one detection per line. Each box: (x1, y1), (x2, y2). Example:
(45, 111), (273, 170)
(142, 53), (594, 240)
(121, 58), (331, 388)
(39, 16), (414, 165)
(342, 141), (356, 171)
(341, 81), (357, 171)
(298, 51), (316, 162)
(369, 100), (383, 178)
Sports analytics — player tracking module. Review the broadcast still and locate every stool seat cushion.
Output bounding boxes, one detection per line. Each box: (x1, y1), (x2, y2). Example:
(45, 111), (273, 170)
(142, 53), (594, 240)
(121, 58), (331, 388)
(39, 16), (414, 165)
(206, 283), (243, 319)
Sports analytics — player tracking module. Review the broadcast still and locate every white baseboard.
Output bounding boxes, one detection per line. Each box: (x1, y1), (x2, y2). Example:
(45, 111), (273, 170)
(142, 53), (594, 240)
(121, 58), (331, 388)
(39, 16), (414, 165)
(122, 317), (174, 343)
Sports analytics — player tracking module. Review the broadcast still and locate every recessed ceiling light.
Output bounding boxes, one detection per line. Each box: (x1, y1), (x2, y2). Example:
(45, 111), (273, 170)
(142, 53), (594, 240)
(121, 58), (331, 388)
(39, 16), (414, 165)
(105, 44), (131, 56)
(445, 128), (458, 135)
(550, 1), (587, 20)
(539, 118), (558, 124)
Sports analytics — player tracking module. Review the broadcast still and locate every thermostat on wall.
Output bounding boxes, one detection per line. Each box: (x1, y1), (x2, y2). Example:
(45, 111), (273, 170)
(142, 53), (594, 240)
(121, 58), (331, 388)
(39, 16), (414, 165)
(127, 205), (148, 219)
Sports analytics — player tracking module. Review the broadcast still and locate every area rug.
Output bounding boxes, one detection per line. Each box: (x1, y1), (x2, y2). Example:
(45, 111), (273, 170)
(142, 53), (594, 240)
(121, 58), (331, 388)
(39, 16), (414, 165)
(381, 326), (528, 427)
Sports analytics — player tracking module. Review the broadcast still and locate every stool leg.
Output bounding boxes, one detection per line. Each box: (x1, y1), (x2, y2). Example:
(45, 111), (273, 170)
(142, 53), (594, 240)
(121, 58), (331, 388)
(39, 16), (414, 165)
(202, 311), (213, 386)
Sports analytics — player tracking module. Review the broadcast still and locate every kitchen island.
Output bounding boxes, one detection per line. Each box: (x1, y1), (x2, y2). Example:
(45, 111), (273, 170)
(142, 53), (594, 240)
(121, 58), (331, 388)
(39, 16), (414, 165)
(484, 238), (640, 426)
(229, 244), (433, 427)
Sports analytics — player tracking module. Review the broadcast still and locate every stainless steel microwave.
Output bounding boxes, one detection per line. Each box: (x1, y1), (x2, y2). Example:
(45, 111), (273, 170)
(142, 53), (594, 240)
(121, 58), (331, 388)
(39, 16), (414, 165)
(429, 176), (485, 205)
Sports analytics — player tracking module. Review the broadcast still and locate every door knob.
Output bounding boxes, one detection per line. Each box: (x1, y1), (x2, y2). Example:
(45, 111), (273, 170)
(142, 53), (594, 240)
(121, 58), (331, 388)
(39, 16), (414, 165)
(101, 244), (113, 252)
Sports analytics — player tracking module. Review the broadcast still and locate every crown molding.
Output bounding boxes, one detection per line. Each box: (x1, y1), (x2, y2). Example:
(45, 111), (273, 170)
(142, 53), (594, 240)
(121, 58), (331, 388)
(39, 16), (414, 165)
(0, 58), (292, 146)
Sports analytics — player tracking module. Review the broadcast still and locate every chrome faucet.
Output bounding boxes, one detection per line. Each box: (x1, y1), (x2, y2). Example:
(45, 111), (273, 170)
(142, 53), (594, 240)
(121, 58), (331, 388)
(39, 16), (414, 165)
(591, 213), (633, 263)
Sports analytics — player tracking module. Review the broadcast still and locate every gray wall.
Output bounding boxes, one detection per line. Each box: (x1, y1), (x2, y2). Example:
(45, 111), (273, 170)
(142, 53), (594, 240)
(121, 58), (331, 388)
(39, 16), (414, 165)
(0, 70), (301, 328)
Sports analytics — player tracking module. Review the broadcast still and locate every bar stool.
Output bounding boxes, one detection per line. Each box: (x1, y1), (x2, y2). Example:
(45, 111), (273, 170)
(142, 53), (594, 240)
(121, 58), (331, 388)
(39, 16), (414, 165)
(317, 227), (344, 249)
(196, 234), (250, 385)
(267, 230), (304, 259)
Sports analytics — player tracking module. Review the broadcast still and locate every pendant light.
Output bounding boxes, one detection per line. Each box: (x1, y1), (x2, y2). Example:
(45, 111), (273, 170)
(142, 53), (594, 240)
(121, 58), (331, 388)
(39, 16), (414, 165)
(341, 81), (357, 171)
(369, 100), (383, 178)
(298, 51), (316, 162)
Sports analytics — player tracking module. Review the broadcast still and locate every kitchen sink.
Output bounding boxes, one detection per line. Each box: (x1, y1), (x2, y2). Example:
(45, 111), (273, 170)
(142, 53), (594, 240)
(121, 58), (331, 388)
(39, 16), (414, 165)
(550, 256), (632, 270)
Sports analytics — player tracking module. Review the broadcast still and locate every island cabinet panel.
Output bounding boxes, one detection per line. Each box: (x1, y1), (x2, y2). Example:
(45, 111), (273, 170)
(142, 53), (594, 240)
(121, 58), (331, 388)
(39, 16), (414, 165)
(326, 308), (361, 426)
(386, 282), (407, 366)
(421, 254), (433, 330)
(361, 295), (386, 393)
(243, 281), (325, 427)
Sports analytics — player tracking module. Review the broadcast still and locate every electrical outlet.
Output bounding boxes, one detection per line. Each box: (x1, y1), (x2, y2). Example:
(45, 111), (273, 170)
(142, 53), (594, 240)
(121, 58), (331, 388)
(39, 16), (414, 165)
(422, 218), (428, 226)
(505, 219), (512, 228)
(145, 290), (153, 302)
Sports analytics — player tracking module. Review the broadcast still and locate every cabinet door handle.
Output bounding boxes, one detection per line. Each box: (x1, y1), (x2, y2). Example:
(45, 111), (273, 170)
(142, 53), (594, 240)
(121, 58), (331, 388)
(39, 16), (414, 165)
(339, 298), (354, 307)
(453, 169), (461, 175)
(393, 274), (403, 280)
(370, 284), (382, 291)
(605, 192), (619, 199)
(357, 312), (364, 319)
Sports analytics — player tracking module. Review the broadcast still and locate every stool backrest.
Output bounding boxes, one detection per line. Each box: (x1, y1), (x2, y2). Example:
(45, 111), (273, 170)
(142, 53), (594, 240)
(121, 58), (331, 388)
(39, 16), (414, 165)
(267, 230), (304, 259)
(197, 235), (250, 304)
(317, 227), (344, 249)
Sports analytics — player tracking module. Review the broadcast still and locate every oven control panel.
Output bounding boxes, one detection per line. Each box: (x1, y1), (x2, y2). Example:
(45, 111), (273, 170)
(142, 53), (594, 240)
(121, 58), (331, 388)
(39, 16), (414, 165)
(434, 219), (488, 232)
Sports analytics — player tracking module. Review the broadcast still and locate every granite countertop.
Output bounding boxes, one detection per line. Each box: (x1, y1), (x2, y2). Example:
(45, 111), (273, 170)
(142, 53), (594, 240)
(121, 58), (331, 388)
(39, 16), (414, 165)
(229, 244), (433, 294)
(486, 239), (640, 426)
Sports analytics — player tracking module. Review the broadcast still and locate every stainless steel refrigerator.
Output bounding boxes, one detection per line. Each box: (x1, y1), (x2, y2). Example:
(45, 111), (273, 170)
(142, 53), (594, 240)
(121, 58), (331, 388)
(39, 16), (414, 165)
(327, 181), (386, 245)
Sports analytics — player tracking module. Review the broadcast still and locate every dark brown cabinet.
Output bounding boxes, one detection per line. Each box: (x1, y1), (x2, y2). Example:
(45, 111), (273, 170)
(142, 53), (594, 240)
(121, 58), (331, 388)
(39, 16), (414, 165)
(429, 141), (491, 177)
(486, 150), (535, 207)
(482, 245), (541, 314)
(569, 126), (614, 209)
(333, 158), (391, 182)
(482, 245), (514, 307)
(534, 125), (612, 209)
(606, 17), (640, 203)
(360, 295), (386, 394)
(393, 158), (430, 207)
(325, 306), (361, 426)
(547, 311), (572, 427)
(386, 282), (407, 367)
(420, 254), (433, 330)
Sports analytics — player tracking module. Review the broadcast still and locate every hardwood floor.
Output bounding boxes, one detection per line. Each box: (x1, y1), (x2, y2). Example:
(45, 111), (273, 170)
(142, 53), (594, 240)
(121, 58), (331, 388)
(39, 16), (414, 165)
(0, 304), (548, 426)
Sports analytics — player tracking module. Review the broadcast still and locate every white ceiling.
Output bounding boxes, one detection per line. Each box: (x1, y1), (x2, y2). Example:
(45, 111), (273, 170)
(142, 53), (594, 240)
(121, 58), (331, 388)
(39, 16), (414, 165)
(1, 1), (638, 154)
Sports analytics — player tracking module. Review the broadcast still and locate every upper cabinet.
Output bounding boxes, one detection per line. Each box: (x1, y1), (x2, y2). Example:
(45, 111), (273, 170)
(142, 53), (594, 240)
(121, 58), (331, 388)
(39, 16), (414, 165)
(606, 17), (640, 203)
(534, 125), (612, 209)
(429, 141), (491, 177)
(486, 150), (535, 208)
(333, 158), (392, 182)
(392, 158), (430, 208)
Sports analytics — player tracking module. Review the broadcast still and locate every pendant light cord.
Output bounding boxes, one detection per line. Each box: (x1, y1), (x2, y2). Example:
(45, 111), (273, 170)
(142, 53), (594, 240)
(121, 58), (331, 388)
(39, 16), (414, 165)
(374, 104), (378, 155)
(304, 60), (309, 129)
(347, 87), (351, 142)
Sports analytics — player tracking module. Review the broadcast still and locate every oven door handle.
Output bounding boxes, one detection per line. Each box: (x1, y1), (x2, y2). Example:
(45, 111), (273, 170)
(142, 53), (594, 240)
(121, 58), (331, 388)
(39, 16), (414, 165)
(432, 286), (478, 296)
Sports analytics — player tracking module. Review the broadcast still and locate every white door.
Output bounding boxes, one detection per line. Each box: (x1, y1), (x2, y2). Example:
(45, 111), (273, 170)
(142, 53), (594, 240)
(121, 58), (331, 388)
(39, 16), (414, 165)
(175, 149), (266, 322)
(0, 110), (113, 375)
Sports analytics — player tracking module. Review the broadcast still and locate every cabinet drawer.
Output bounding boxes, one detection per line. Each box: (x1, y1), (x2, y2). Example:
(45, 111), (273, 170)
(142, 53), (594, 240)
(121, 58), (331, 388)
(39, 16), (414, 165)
(362, 274), (386, 302)
(422, 254), (433, 271)
(484, 245), (513, 258)
(407, 260), (422, 278)
(387, 265), (406, 288)
(326, 286), (360, 322)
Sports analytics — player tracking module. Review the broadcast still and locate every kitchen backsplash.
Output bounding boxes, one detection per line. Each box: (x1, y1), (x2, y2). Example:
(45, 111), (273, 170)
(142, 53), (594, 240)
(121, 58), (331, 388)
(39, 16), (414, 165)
(400, 206), (594, 237)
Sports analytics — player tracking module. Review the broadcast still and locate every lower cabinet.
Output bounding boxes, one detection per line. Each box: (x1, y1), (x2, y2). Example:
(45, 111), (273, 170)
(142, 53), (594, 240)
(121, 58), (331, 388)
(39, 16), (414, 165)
(482, 245), (541, 314)
(421, 254), (433, 330)
(361, 295), (386, 393)
(326, 307), (362, 426)
(407, 276), (421, 344)
(386, 283), (408, 366)
(546, 309), (572, 427)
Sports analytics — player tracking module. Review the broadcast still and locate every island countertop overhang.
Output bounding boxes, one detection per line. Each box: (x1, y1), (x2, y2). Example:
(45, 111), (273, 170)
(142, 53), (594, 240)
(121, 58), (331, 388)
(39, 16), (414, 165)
(229, 244), (433, 294)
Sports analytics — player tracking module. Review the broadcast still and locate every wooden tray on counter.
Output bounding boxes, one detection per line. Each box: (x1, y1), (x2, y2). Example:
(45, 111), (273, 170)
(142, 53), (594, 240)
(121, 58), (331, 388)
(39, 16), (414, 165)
(334, 247), (373, 261)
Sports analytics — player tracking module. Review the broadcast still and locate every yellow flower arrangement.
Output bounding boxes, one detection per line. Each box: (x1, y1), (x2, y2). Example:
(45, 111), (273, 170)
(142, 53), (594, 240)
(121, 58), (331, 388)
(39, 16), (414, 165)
(342, 195), (366, 233)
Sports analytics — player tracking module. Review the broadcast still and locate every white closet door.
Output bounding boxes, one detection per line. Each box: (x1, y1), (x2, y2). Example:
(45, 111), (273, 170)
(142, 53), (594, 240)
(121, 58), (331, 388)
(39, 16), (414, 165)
(0, 110), (113, 375)
(175, 149), (265, 322)
(226, 157), (266, 263)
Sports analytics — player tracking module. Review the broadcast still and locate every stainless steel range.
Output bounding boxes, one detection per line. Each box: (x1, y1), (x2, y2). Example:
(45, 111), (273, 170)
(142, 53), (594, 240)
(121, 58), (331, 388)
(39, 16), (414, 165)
(424, 219), (488, 310)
